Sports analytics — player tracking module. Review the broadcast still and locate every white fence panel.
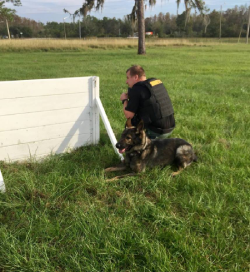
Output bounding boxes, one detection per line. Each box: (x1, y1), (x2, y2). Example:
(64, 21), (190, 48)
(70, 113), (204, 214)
(0, 169), (6, 193)
(0, 76), (99, 162)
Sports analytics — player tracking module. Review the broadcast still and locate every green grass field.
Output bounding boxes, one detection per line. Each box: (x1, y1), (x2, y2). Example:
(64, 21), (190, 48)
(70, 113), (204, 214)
(0, 43), (250, 271)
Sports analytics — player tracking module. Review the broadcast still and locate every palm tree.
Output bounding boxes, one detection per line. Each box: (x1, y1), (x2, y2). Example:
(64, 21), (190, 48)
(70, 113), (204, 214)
(0, 1), (20, 39)
(3, 0), (21, 5)
(80, 0), (206, 54)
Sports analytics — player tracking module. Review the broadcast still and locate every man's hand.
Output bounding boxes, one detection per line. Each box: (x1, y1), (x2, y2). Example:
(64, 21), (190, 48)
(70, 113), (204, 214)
(120, 92), (128, 101)
(120, 92), (134, 119)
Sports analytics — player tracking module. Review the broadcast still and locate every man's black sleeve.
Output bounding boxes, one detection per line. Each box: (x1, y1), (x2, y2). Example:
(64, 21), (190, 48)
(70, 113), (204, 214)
(125, 86), (141, 114)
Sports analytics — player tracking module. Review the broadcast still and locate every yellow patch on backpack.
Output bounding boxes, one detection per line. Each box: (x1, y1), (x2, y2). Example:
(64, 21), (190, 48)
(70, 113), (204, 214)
(149, 79), (162, 86)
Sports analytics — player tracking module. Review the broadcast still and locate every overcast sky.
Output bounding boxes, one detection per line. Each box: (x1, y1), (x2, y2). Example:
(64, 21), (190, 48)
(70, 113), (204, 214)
(6, 0), (250, 24)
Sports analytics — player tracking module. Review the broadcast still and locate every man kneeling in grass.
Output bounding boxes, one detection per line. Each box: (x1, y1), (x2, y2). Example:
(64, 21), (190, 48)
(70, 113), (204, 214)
(120, 65), (175, 139)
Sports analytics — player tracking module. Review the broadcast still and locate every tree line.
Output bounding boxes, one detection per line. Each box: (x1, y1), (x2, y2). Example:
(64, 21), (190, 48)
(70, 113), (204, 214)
(0, 5), (249, 39)
(147, 5), (250, 39)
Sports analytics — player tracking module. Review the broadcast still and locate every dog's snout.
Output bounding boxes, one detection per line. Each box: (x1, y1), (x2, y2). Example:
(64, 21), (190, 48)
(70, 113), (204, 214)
(116, 142), (121, 149)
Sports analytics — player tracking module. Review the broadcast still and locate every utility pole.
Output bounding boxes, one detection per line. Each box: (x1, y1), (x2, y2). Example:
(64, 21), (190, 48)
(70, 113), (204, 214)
(78, 9), (81, 39)
(79, 19), (81, 39)
(219, 5), (222, 39)
(63, 16), (68, 39)
(247, 6), (250, 44)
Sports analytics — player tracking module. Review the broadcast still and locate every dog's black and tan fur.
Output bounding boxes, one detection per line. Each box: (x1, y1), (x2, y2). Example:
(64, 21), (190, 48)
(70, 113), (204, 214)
(105, 119), (197, 180)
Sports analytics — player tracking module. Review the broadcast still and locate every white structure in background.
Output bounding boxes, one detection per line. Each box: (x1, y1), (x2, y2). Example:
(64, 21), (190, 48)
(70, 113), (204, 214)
(0, 76), (123, 162)
(0, 76), (124, 192)
(0, 169), (6, 193)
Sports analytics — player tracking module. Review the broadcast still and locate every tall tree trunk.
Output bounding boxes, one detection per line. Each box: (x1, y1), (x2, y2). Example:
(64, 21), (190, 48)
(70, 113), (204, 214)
(6, 19), (11, 39)
(238, 26), (242, 43)
(246, 6), (250, 44)
(137, 0), (145, 55)
(204, 25), (207, 34)
(64, 21), (66, 39)
(79, 19), (81, 39)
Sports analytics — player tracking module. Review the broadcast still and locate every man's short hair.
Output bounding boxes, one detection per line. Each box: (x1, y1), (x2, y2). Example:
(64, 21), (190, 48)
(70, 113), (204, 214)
(126, 65), (146, 78)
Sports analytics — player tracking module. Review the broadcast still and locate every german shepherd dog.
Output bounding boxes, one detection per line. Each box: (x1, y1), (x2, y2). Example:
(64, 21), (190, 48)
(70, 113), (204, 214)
(105, 119), (197, 180)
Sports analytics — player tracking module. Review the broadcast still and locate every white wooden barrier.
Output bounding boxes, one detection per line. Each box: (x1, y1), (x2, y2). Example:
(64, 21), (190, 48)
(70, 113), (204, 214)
(0, 76), (102, 162)
(0, 76), (123, 192)
(0, 169), (5, 193)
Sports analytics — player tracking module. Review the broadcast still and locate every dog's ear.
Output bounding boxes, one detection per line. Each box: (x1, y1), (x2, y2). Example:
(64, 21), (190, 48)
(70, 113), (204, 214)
(126, 118), (133, 128)
(136, 120), (144, 134)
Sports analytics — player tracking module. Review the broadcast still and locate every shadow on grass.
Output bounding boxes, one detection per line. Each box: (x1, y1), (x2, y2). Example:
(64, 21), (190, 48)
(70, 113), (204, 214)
(0, 131), (122, 184)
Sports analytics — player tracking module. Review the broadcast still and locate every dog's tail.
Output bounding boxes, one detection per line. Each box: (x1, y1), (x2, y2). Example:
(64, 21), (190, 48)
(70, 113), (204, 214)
(176, 144), (197, 165)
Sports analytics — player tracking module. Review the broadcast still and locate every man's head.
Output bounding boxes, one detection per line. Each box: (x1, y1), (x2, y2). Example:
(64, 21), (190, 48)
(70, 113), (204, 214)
(126, 65), (146, 88)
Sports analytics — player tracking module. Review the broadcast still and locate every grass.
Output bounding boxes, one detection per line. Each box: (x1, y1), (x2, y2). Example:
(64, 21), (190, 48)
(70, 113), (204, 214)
(0, 42), (250, 271)
(0, 37), (247, 52)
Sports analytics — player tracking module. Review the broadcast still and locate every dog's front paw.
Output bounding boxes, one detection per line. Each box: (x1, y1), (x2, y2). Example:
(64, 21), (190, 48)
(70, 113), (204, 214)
(104, 167), (115, 172)
(171, 171), (179, 177)
(104, 164), (127, 173)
